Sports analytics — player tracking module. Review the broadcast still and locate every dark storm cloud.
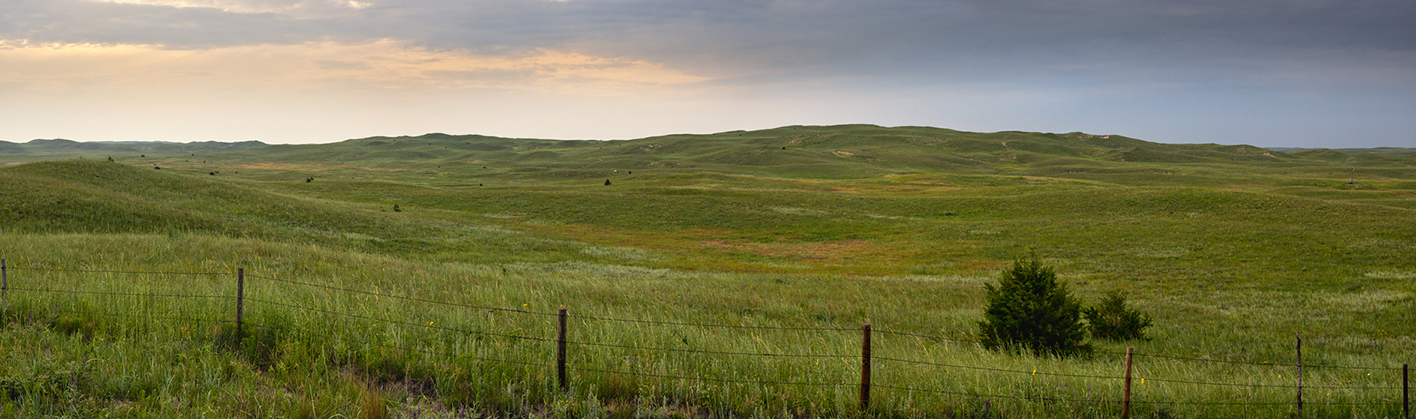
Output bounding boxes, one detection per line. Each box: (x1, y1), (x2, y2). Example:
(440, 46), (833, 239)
(9, 1), (1414, 68)
(4, 0), (1413, 90)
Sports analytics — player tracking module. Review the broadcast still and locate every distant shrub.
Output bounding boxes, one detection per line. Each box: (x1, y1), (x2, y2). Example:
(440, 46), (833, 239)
(1084, 290), (1153, 341)
(604, 179), (612, 186)
(978, 256), (1091, 356)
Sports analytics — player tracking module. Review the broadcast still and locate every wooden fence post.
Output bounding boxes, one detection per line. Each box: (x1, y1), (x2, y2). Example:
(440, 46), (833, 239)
(2, 258), (7, 298)
(1296, 332), (1302, 419)
(558, 307), (567, 391)
(1123, 347), (1133, 419)
(235, 268), (245, 351)
(861, 323), (871, 412)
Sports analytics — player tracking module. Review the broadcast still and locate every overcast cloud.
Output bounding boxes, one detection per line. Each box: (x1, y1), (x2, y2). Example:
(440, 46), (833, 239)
(1, 0), (1413, 146)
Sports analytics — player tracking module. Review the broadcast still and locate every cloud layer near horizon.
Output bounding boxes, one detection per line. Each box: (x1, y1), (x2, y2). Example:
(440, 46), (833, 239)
(2, 0), (1413, 146)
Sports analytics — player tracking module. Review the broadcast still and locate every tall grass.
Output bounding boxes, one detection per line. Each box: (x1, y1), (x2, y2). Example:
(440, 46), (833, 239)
(0, 233), (1408, 417)
(2, 129), (1414, 416)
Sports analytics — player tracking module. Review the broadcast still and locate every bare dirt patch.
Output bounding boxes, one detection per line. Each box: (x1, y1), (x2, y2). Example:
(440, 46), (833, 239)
(701, 239), (884, 262)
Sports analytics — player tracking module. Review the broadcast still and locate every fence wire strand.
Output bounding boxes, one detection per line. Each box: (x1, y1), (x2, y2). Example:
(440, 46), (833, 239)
(1302, 383), (1405, 390)
(568, 339), (856, 359)
(41, 306), (228, 326)
(1304, 363), (1399, 371)
(6, 267), (224, 276)
(1136, 370), (1401, 390)
(873, 383), (1120, 404)
(247, 273), (559, 317)
(1133, 353), (1295, 367)
(867, 331), (1275, 366)
(875, 356), (1123, 381)
(874, 329), (981, 344)
(245, 322), (551, 368)
(573, 365), (851, 388)
(1138, 353), (1393, 371)
(9, 287), (233, 300)
(244, 297), (552, 343)
(1127, 399), (1302, 406)
(570, 313), (856, 332)
(326, 333), (552, 368)
(1134, 375), (1297, 389)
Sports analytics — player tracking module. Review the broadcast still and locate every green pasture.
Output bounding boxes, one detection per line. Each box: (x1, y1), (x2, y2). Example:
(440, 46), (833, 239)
(0, 125), (1413, 417)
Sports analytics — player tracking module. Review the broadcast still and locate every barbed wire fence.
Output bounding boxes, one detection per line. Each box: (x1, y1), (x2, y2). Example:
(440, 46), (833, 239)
(0, 259), (1409, 418)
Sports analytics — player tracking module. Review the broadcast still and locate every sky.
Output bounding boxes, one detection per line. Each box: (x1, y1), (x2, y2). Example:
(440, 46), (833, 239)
(1, 0), (1413, 148)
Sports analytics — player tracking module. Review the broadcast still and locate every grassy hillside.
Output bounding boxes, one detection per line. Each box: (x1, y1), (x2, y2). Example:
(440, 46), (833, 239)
(0, 139), (266, 165)
(1, 125), (1413, 417)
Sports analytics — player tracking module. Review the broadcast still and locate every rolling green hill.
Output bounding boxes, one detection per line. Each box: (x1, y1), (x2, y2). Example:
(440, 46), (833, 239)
(204, 126), (1334, 177)
(180, 125), (1410, 186)
(0, 125), (1413, 417)
(6, 124), (1415, 282)
(9, 124), (1414, 276)
(0, 138), (266, 165)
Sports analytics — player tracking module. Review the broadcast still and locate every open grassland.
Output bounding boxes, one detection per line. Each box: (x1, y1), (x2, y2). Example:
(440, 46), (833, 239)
(0, 125), (1414, 417)
(0, 139), (266, 165)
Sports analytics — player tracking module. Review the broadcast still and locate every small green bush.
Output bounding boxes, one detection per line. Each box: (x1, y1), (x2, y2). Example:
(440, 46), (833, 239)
(978, 256), (1091, 356)
(1083, 290), (1153, 341)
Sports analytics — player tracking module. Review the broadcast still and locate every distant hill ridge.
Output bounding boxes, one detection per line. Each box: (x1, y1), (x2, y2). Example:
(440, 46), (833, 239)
(6, 126), (1414, 172)
(1270, 146), (1416, 155)
(0, 138), (267, 154)
(195, 125), (1410, 180)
